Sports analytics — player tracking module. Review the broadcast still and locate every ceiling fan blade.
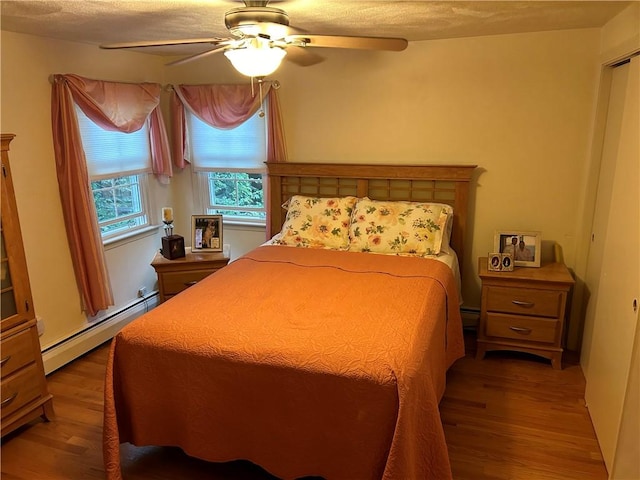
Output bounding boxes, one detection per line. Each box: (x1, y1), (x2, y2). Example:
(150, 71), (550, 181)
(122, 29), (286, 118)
(286, 35), (408, 52)
(284, 46), (325, 67)
(100, 38), (227, 50)
(166, 43), (233, 67)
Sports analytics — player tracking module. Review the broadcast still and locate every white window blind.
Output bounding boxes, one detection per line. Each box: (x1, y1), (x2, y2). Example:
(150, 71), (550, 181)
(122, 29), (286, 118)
(186, 102), (268, 173)
(74, 105), (152, 180)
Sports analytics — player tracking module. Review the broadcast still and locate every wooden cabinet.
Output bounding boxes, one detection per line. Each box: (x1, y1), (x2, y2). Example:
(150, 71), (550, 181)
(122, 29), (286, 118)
(476, 257), (574, 369)
(151, 250), (230, 303)
(1, 134), (54, 436)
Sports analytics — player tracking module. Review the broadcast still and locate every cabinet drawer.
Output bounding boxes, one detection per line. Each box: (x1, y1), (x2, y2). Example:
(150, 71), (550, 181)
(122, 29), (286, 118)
(485, 286), (562, 318)
(486, 313), (558, 344)
(1, 363), (42, 419)
(161, 270), (215, 295)
(1, 328), (36, 379)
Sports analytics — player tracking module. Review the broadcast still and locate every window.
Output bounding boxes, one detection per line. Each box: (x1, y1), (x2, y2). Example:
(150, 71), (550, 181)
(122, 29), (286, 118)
(75, 105), (152, 239)
(90, 175), (148, 235)
(187, 102), (268, 224)
(203, 172), (264, 219)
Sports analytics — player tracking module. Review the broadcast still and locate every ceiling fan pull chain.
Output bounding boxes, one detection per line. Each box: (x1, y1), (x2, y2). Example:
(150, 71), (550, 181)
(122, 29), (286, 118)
(258, 79), (265, 118)
(249, 76), (265, 117)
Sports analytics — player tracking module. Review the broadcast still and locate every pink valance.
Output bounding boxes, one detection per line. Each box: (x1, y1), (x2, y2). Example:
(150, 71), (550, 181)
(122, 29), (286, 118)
(50, 74), (172, 316)
(170, 82), (287, 169)
(56, 74), (172, 178)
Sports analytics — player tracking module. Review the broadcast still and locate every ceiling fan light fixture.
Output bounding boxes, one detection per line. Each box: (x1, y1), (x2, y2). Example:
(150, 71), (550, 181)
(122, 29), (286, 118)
(224, 43), (287, 77)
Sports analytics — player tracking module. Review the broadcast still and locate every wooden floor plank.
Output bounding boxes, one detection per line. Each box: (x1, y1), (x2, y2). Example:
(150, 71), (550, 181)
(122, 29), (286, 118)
(1, 332), (608, 479)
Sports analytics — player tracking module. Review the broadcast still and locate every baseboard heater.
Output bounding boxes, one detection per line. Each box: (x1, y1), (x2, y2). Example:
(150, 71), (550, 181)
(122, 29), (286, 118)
(460, 306), (480, 329)
(41, 292), (159, 375)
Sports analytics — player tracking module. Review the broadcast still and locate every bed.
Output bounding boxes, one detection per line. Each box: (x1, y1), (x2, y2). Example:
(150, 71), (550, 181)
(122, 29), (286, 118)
(103, 162), (477, 480)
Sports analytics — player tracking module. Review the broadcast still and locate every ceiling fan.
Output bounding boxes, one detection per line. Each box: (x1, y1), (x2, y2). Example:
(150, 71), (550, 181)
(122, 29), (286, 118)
(100, 0), (408, 77)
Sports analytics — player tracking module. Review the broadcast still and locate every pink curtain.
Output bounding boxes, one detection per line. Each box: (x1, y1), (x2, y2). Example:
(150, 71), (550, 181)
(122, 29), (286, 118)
(170, 82), (287, 238)
(50, 74), (171, 316)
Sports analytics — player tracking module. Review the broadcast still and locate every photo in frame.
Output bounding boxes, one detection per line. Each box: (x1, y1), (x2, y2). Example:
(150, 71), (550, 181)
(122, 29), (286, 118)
(191, 215), (223, 252)
(493, 230), (541, 267)
(501, 252), (514, 271)
(487, 252), (514, 272)
(488, 253), (502, 272)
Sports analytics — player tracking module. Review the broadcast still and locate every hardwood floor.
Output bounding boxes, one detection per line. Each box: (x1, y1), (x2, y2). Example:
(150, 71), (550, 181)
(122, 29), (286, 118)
(1, 332), (607, 480)
(443, 338), (606, 480)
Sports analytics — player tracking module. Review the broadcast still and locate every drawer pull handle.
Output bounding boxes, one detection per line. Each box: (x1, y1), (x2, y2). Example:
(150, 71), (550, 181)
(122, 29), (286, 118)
(1, 392), (18, 408)
(509, 326), (532, 335)
(184, 281), (198, 287)
(512, 300), (535, 308)
(0, 355), (11, 367)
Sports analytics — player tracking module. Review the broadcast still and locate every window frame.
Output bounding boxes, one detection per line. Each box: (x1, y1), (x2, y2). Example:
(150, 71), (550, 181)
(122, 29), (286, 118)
(74, 104), (156, 242)
(91, 173), (153, 242)
(186, 101), (268, 226)
(195, 172), (266, 226)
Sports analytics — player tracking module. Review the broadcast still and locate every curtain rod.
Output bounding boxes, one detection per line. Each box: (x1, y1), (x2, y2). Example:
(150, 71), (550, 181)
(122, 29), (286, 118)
(48, 76), (280, 91)
(47, 74), (173, 91)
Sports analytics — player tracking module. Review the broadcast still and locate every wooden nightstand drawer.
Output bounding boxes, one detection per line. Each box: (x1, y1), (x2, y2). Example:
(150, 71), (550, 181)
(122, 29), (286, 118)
(1, 363), (43, 419)
(477, 257), (574, 369)
(485, 286), (562, 318)
(151, 250), (230, 303)
(486, 313), (558, 344)
(1, 328), (36, 379)
(161, 270), (214, 295)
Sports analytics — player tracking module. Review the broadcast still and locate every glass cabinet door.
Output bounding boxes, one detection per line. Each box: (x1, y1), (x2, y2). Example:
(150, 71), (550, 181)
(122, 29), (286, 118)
(1, 223), (19, 320)
(1, 143), (33, 333)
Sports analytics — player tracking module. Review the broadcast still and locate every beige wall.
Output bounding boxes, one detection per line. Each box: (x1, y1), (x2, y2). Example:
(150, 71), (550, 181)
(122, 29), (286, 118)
(171, 27), (601, 309)
(0, 31), (170, 350)
(600, 2), (640, 63)
(1, 25), (603, 353)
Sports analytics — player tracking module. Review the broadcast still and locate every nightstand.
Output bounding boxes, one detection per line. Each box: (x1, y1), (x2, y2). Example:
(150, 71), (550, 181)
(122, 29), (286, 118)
(151, 249), (230, 303)
(476, 257), (574, 369)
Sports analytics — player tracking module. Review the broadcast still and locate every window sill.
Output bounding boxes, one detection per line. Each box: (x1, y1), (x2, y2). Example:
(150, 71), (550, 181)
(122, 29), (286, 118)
(103, 225), (161, 250)
(224, 220), (266, 230)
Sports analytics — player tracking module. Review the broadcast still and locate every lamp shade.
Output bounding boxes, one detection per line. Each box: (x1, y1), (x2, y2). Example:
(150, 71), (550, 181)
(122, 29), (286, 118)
(224, 45), (287, 77)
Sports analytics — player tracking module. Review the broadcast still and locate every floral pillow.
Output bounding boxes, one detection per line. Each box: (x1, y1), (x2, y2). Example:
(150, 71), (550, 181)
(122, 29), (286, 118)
(272, 195), (357, 249)
(348, 198), (452, 255)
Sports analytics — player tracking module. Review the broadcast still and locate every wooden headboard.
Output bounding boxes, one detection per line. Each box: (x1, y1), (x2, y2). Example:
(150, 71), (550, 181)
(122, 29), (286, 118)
(267, 162), (477, 275)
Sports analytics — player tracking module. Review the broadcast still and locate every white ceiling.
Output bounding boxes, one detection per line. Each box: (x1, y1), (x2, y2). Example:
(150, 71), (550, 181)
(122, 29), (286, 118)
(0, 0), (632, 58)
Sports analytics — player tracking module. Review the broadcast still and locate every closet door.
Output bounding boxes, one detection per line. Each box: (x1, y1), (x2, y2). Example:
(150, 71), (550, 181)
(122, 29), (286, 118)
(583, 55), (639, 476)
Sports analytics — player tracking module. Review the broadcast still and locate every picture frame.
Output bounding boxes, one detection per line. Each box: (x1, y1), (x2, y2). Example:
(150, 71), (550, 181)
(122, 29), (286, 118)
(191, 215), (223, 252)
(488, 252), (502, 272)
(493, 230), (541, 267)
(487, 252), (514, 272)
(501, 252), (514, 271)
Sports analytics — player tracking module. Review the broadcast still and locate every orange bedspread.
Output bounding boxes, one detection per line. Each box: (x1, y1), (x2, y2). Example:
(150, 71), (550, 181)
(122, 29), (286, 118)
(103, 246), (464, 480)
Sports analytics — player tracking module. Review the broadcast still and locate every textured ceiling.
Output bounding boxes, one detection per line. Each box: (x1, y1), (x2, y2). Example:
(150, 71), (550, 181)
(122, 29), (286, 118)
(0, 0), (632, 57)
